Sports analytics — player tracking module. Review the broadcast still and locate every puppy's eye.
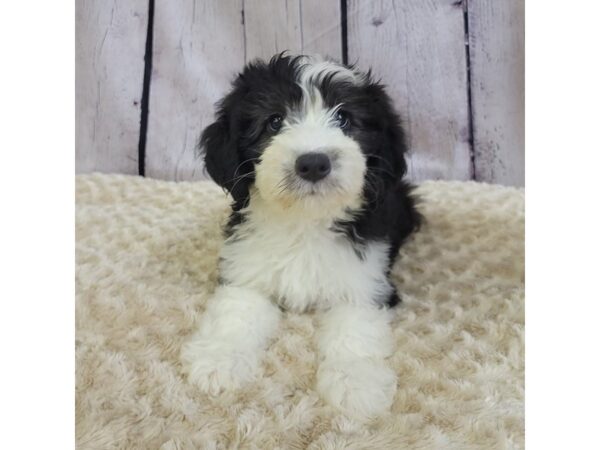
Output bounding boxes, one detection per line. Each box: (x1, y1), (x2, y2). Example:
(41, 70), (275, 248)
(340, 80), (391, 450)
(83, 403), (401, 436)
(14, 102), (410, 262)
(335, 110), (351, 129)
(267, 114), (283, 132)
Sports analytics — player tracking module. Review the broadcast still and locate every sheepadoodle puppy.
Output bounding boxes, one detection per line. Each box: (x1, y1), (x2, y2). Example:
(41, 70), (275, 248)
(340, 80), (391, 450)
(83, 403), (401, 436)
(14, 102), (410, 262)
(181, 54), (421, 419)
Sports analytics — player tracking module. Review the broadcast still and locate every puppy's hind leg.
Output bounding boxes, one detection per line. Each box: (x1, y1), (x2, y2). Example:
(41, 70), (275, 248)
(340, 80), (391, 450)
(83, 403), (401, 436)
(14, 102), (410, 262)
(181, 285), (280, 395)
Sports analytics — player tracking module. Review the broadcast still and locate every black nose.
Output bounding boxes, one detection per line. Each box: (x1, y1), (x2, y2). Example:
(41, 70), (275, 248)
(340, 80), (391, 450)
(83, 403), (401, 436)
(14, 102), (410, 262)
(295, 153), (331, 182)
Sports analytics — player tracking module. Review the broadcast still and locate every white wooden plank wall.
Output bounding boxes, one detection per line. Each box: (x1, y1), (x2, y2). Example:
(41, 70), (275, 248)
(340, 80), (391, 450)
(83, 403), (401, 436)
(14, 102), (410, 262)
(75, 0), (148, 175)
(76, 0), (525, 186)
(347, 0), (472, 181)
(145, 1), (245, 181)
(297, 0), (342, 58)
(468, 0), (525, 186)
(244, 0), (342, 59)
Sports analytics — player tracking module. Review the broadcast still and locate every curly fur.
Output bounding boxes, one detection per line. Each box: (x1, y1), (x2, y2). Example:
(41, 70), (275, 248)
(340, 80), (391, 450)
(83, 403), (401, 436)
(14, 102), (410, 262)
(76, 174), (524, 448)
(183, 54), (422, 418)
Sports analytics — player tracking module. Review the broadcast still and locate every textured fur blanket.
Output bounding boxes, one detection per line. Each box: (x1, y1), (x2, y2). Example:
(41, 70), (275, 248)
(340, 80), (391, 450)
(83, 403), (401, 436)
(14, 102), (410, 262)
(76, 174), (524, 449)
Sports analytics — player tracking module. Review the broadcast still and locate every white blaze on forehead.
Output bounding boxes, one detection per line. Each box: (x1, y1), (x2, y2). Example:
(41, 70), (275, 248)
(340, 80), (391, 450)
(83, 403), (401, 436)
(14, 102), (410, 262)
(290, 56), (358, 126)
(298, 55), (361, 87)
(289, 87), (333, 127)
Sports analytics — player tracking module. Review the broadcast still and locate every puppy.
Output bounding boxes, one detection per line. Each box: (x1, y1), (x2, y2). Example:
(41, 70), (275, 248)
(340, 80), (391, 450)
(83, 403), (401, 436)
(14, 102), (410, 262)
(181, 54), (420, 420)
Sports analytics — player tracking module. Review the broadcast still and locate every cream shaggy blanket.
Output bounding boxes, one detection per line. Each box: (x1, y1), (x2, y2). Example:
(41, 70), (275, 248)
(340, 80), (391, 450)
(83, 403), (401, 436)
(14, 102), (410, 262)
(76, 174), (524, 449)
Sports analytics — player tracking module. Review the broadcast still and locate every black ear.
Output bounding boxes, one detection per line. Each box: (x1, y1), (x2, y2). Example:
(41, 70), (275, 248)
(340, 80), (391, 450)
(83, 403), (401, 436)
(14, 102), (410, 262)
(367, 83), (409, 183)
(200, 117), (251, 204)
(382, 115), (408, 180)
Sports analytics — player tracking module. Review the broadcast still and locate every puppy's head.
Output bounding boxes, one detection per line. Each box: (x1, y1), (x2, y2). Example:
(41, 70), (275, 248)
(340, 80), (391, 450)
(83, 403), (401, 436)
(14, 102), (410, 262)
(201, 54), (408, 219)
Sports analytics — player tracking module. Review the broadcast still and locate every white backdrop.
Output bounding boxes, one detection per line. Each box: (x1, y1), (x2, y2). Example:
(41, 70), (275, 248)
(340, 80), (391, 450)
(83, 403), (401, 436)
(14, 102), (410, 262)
(76, 0), (524, 186)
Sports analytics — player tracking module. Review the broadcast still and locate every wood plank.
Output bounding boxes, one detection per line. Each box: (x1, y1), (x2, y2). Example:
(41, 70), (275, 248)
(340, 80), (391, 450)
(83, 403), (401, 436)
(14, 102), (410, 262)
(347, 0), (472, 181)
(468, 0), (524, 186)
(243, 0), (302, 59)
(298, 0), (343, 58)
(145, 1), (245, 181)
(76, 0), (148, 174)
(244, 0), (342, 60)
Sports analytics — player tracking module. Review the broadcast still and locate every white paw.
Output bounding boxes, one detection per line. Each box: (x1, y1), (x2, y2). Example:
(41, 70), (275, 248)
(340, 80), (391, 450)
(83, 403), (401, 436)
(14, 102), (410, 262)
(316, 358), (397, 420)
(180, 335), (259, 395)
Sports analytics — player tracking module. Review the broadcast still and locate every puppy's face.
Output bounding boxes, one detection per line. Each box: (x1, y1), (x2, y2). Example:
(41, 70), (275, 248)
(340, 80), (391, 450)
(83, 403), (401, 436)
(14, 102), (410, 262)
(202, 55), (407, 219)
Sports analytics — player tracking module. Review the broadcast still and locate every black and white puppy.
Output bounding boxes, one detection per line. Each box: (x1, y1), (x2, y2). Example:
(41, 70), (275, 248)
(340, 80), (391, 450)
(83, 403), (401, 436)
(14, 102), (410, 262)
(181, 54), (420, 419)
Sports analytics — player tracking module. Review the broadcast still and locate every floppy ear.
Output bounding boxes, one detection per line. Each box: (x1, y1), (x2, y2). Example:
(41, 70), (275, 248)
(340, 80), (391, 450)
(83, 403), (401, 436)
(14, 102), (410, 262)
(382, 114), (408, 180)
(200, 116), (251, 204)
(366, 82), (409, 183)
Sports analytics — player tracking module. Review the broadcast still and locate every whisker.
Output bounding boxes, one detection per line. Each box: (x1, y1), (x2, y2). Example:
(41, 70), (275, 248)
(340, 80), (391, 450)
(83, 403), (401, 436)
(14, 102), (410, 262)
(222, 170), (256, 186)
(228, 171), (256, 196)
(277, 177), (294, 196)
(276, 177), (288, 190)
(366, 165), (396, 179)
(363, 153), (396, 173)
(232, 157), (261, 180)
(363, 171), (382, 205)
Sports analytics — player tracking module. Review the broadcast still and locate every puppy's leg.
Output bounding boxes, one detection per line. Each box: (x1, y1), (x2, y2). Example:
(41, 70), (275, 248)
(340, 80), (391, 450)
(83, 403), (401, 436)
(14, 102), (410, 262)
(181, 285), (280, 394)
(316, 304), (397, 420)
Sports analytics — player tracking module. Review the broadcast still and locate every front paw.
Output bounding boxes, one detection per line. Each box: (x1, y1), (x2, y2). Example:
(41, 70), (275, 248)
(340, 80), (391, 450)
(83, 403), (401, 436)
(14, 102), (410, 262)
(316, 359), (397, 420)
(180, 335), (259, 395)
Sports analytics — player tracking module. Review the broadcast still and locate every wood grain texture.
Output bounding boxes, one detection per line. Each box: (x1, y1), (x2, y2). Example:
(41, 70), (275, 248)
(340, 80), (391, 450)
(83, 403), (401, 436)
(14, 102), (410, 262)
(243, 0), (303, 59)
(347, 0), (472, 181)
(145, 0), (245, 181)
(76, 1), (524, 184)
(244, 0), (342, 60)
(76, 0), (148, 174)
(468, 0), (524, 186)
(297, 0), (342, 58)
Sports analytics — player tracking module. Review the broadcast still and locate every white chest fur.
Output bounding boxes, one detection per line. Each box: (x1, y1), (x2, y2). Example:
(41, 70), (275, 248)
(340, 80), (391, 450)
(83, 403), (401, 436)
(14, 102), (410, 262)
(219, 210), (393, 312)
